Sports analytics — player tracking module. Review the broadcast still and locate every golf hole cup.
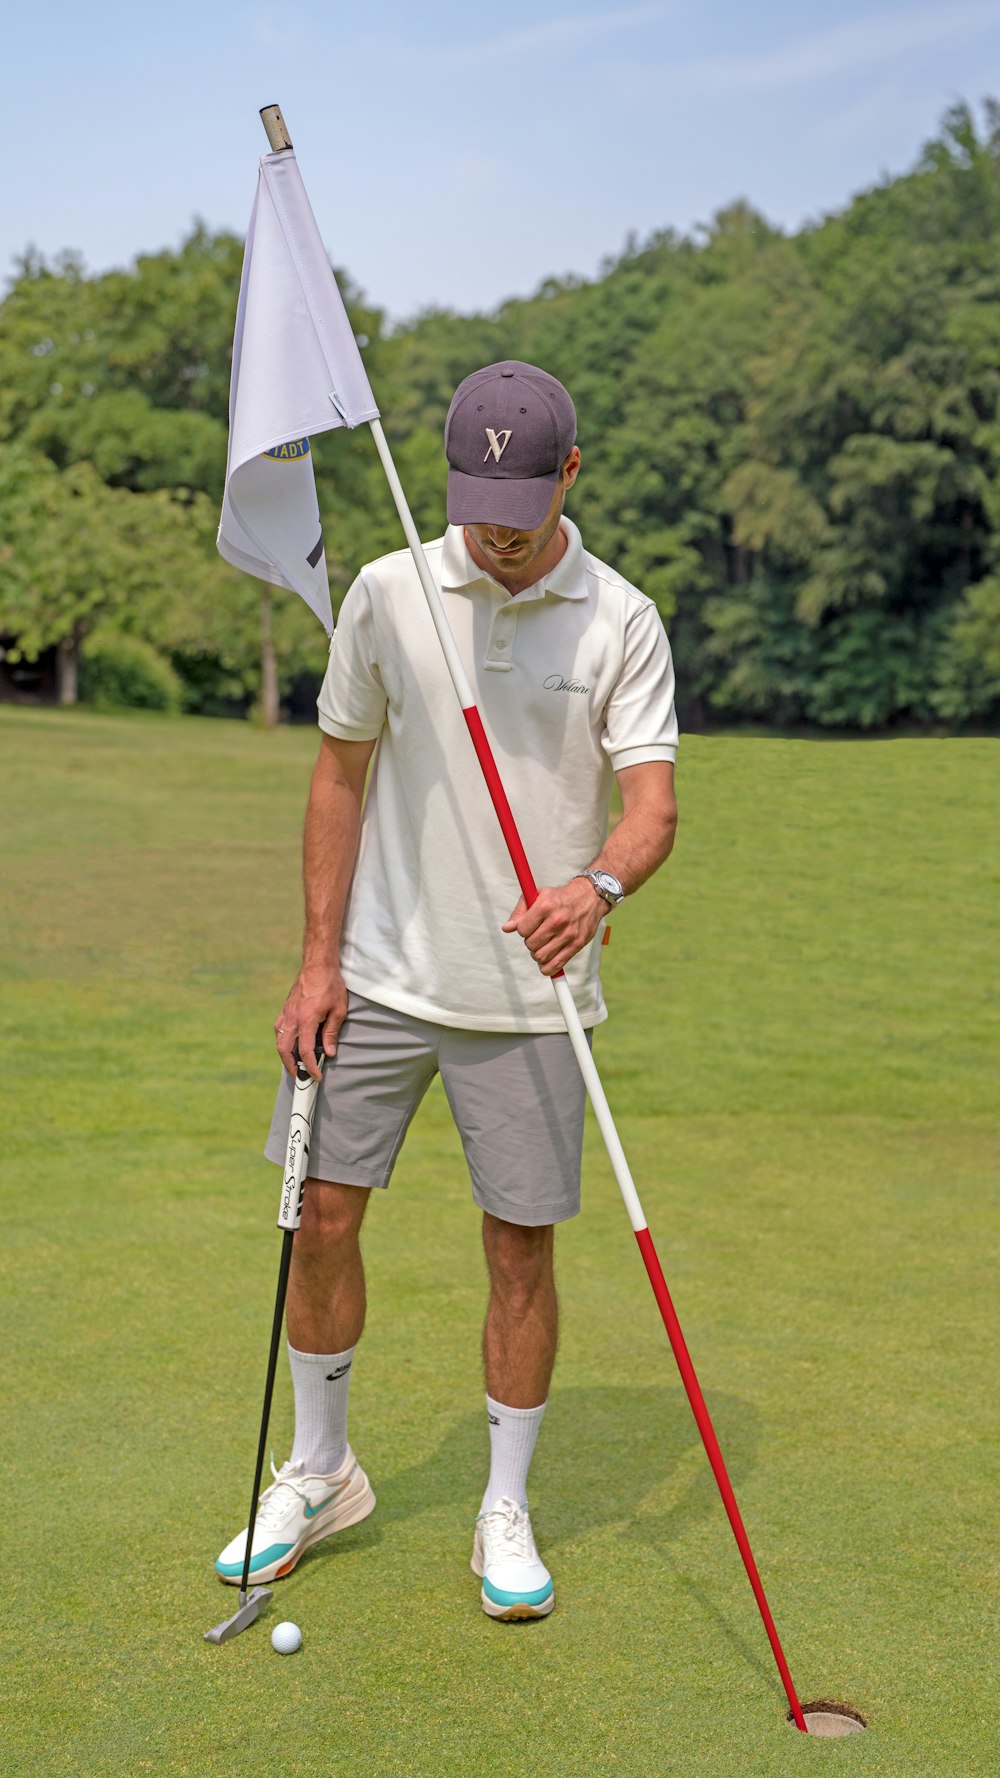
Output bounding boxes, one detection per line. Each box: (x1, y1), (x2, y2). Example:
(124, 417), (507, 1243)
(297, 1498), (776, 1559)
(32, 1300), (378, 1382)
(271, 1621), (303, 1655)
(788, 1701), (867, 1737)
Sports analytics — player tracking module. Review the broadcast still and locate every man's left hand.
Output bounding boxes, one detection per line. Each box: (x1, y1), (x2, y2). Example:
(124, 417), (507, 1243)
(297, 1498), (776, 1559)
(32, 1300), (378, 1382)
(502, 878), (607, 977)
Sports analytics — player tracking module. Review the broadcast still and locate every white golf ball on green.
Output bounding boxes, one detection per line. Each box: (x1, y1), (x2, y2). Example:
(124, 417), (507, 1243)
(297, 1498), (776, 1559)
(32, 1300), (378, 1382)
(271, 1621), (302, 1655)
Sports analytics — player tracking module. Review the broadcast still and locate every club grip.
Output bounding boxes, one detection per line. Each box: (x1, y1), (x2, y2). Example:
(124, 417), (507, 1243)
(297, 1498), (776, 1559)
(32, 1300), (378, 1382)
(276, 1061), (322, 1231)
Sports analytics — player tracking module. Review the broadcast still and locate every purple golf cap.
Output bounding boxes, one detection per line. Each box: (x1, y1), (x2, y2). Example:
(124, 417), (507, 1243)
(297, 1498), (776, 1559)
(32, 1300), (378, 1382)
(445, 360), (577, 530)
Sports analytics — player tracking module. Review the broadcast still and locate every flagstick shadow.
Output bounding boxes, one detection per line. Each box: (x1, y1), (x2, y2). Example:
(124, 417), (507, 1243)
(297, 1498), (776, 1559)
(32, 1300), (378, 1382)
(673, 1564), (783, 1695)
(617, 1400), (787, 1696)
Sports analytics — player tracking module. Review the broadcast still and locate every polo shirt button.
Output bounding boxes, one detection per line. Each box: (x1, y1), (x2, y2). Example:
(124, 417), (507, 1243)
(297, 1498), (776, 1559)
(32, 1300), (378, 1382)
(495, 639), (507, 650)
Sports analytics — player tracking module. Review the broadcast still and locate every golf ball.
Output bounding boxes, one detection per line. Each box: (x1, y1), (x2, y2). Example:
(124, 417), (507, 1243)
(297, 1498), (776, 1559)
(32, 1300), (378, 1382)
(271, 1620), (302, 1655)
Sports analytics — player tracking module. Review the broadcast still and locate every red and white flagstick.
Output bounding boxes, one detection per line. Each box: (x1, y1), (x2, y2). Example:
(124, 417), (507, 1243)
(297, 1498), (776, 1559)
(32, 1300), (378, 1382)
(367, 419), (808, 1733)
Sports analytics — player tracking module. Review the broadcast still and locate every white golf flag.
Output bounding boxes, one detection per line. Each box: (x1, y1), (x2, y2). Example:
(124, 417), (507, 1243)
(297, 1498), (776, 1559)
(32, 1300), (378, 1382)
(218, 149), (379, 633)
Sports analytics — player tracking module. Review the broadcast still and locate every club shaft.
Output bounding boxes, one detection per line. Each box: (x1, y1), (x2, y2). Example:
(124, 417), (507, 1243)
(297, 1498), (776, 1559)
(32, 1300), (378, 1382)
(367, 414), (808, 1732)
(239, 1227), (295, 1600)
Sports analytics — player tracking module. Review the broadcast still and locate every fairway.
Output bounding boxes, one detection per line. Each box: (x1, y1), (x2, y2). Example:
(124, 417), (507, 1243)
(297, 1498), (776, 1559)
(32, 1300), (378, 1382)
(1, 706), (996, 1778)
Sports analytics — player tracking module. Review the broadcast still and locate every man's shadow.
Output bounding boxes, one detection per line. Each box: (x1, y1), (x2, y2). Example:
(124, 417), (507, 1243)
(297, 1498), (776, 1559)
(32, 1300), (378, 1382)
(304, 1380), (774, 1685)
(376, 1381), (757, 1543)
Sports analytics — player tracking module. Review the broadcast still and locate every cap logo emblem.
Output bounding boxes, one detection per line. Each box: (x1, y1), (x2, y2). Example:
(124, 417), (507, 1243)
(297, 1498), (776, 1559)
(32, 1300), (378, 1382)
(484, 428), (512, 463)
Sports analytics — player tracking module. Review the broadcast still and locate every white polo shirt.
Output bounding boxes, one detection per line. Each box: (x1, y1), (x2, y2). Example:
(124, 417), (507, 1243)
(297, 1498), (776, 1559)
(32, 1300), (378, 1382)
(317, 518), (678, 1032)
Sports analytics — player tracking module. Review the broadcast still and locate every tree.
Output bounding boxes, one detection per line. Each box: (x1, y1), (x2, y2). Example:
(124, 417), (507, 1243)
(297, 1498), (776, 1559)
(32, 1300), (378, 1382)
(4, 104), (1000, 732)
(0, 234), (363, 718)
(0, 445), (242, 703)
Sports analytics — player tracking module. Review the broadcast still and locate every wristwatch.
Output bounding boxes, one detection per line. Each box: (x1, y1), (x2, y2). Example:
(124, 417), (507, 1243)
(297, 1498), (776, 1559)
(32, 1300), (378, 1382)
(577, 868), (625, 907)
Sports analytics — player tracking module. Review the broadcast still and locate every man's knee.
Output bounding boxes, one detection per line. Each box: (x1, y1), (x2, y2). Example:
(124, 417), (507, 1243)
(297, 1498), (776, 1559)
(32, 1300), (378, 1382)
(297, 1179), (369, 1254)
(483, 1213), (554, 1308)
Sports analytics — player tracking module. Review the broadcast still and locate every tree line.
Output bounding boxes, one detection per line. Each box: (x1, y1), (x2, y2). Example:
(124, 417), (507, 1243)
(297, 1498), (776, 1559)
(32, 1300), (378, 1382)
(2, 101), (999, 732)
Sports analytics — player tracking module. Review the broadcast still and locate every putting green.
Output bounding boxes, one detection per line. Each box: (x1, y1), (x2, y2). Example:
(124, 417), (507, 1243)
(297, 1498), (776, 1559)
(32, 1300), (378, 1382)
(1, 708), (996, 1777)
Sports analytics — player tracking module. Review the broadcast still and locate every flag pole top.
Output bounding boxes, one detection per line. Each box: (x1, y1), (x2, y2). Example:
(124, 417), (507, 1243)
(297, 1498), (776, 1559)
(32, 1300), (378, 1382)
(260, 105), (293, 152)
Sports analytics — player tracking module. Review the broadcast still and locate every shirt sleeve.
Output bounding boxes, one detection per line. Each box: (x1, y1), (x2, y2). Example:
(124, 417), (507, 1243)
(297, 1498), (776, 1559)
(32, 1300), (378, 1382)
(602, 597), (679, 770)
(316, 572), (389, 741)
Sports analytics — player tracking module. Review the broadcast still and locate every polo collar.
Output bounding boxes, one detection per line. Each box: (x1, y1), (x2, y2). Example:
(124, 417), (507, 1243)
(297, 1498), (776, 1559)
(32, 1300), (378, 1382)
(440, 518), (588, 600)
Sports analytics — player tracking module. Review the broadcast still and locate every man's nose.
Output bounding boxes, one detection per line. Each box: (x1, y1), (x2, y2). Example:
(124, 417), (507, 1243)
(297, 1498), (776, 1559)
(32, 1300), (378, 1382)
(488, 526), (517, 545)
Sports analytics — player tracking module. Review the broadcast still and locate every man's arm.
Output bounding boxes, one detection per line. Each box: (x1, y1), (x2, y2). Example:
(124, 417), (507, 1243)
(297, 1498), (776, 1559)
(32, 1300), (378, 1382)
(502, 760), (677, 978)
(275, 732), (376, 1080)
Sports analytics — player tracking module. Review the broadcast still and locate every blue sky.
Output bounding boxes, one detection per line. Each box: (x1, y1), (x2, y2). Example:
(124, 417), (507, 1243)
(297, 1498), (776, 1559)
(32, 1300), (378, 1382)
(7, 0), (1000, 320)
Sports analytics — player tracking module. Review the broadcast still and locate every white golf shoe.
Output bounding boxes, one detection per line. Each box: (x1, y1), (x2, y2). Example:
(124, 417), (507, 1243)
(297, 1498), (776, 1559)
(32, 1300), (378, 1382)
(215, 1448), (375, 1586)
(471, 1497), (554, 1620)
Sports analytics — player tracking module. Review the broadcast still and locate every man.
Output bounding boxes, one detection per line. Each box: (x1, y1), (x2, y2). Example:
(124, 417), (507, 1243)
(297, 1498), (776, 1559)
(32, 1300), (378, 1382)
(215, 361), (678, 1619)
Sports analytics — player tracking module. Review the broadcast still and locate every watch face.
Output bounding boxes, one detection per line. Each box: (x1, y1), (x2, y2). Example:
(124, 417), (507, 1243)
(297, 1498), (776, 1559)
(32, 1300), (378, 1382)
(593, 870), (623, 901)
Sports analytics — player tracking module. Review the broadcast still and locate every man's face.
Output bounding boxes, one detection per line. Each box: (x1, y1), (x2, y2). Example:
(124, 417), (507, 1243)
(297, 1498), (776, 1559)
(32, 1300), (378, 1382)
(464, 449), (581, 581)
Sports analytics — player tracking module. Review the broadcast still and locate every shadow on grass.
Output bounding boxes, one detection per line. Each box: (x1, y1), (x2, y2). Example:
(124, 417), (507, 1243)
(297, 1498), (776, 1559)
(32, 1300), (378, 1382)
(286, 1382), (778, 1692)
(670, 1564), (782, 1692)
(373, 1382), (762, 1550)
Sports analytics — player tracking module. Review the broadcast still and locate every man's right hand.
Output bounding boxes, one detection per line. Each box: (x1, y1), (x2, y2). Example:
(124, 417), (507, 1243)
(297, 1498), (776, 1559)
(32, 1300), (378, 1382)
(274, 966), (349, 1081)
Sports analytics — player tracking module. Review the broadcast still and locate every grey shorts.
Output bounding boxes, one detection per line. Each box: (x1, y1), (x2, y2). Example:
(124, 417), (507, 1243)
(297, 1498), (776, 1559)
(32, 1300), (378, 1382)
(264, 992), (589, 1226)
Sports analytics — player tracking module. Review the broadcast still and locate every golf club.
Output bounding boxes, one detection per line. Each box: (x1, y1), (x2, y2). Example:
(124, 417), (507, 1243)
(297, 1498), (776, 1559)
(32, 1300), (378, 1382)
(205, 1046), (323, 1644)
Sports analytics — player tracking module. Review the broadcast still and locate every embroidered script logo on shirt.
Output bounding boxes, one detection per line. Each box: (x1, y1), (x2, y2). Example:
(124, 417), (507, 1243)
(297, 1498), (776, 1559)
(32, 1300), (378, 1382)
(484, 428), (512, 463)
(544, 674), (590, 694)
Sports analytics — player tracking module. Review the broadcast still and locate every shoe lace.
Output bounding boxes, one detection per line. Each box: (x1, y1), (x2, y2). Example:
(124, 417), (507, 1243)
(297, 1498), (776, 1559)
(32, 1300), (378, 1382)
(481, 1498), (534, 1560)
(256, 1454), (308, 1528)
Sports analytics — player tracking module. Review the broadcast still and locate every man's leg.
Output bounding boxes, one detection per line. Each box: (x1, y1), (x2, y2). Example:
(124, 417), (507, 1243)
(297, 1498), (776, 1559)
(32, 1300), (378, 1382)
(287, 1178), (370, 1352)
(439, 1024), (583, 1617)
(472, 1214), (558, 1618)
(481, 1213), (556, 1411)
(214, 1179), (376, 1586)
(263, 995), (438, 1479)
(480, 1213), (556, 1513)
(215, 995), (441, 1585)
(284, 1179), (370, 1476)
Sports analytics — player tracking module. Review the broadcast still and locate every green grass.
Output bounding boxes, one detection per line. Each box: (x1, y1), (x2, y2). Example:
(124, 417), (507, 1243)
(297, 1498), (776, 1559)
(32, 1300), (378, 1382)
(1, 706), (996, 1778)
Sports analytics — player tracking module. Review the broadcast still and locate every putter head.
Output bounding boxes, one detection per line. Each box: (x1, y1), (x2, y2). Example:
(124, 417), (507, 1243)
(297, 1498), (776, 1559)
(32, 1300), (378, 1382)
(204, 1586), (273, 1644)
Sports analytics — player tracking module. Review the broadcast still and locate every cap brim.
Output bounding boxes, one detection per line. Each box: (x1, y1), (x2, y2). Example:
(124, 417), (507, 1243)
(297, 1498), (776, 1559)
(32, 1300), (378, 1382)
(447, 467), (558, 531)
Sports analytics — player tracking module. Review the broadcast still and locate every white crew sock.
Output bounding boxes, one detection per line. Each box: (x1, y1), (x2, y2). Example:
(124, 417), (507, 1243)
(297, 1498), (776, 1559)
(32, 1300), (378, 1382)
(480, 1394), (547, 1514)
(287, 1343), (355, 1476)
